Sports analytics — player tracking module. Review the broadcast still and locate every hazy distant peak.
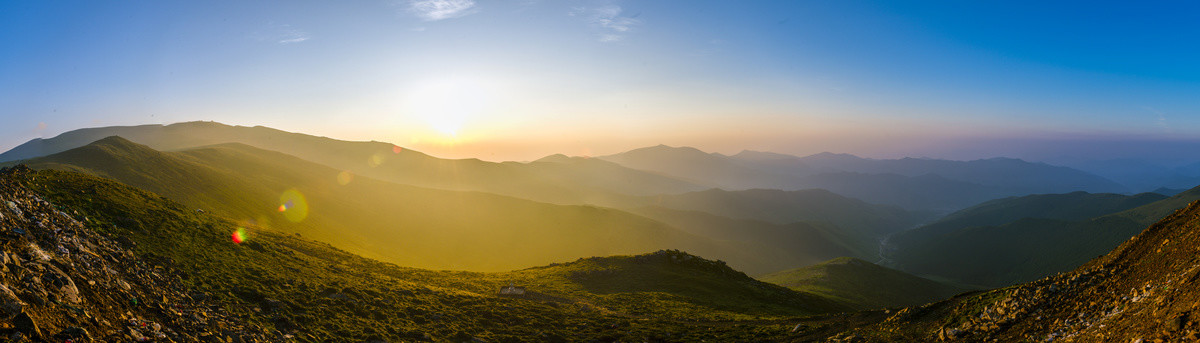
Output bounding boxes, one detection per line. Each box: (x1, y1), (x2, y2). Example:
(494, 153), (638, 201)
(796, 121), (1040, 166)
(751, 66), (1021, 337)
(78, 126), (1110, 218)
(802, 152), (863, 160)
(534, 153), (572, 163)
(606, 144), (712, 159)
(972, 156), (1026, 163)
(731, 150), (799, 161)
(644, 144), (703, 153)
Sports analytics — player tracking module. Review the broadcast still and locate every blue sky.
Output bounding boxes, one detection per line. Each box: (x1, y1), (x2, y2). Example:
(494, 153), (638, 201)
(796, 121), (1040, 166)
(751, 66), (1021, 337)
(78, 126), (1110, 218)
(2, 1), (1199, 162)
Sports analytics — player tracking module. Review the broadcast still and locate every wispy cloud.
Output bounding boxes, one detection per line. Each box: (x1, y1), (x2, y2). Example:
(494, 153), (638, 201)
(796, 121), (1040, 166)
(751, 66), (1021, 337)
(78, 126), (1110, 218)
(278, 32), (310, 44)
(252, 23), (311, 44)
(409, 0), (478, 21)
(570, 4), (641, 42)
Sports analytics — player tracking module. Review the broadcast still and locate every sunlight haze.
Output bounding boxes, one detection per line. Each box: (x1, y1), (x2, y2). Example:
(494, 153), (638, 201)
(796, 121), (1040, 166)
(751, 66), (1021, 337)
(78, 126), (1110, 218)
(3, 1), (1199, 162)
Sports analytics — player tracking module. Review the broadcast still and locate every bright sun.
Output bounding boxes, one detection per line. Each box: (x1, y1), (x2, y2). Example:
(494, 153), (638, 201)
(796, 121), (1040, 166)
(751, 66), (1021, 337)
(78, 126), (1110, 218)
(406, 77), (493, 139)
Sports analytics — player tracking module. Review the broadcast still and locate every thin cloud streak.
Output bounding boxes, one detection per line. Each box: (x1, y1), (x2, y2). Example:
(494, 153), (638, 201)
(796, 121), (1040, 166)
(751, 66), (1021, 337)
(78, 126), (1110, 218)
(251, 23), (311, 44)
(570, 4), (641, 42)
(409, 0), (478, 21)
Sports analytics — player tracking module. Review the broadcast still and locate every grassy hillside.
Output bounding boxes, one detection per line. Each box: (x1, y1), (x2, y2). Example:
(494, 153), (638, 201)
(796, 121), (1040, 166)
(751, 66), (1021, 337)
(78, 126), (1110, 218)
(889, 189), (1195, 287)
(23, 136), (835, 274)
(8, 167), (853, 342)
(22, 137), (738, 272)
(758, 257), (968, 310)
(504, 250), (853, 319)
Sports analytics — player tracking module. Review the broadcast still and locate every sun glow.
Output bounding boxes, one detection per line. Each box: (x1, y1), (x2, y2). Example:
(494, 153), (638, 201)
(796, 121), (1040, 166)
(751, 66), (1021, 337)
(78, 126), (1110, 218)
(405, 77), (496, 141)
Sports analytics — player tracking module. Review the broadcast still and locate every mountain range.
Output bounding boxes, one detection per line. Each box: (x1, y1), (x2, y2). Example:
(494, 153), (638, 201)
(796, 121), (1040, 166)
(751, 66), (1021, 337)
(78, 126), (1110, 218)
(3, 121), (1200, 341)
(14, 136), (893, 275)
(4, 121), (1134, 213)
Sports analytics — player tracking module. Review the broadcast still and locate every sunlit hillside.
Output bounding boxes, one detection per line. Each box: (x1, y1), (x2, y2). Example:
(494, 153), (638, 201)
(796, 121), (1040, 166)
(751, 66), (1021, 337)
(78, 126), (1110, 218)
(19, 136), (857, 274)
(4, 167), (854, 341)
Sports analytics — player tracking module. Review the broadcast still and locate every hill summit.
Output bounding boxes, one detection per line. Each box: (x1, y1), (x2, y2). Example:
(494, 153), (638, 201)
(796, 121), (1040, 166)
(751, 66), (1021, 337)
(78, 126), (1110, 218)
(758, 257), (968, 310)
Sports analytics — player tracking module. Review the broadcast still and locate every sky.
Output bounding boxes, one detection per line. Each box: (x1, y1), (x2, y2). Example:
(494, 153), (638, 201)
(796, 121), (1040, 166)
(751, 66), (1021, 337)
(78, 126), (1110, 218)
(2, 1), (1199, 163)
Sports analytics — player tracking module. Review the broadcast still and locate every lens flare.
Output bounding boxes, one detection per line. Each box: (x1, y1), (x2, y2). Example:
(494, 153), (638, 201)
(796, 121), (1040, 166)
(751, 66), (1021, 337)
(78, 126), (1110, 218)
(368, 153), (386, 167)
(231, 227), (247, 244)
(337, 171), (354, 185)
(392, 145), (404, 154)
(278, 189), (309, 223)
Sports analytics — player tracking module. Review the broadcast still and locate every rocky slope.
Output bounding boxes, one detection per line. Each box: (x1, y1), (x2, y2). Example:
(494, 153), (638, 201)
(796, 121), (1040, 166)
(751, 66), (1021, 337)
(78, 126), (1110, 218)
(0, 165), (275, 342)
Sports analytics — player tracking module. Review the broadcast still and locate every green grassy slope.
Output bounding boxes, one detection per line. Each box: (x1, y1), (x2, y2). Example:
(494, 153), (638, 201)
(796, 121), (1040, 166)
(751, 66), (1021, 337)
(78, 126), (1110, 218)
(23, 137), (747, 272)
(758, 257), (968, 310)
(11, 167), (854, 342)
(503, 250), (854, 319)
(889, 189), (1197, 287)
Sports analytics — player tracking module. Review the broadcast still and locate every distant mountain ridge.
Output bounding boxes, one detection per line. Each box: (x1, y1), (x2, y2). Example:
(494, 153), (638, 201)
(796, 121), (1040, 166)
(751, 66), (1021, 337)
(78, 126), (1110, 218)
(600, 145), (1126, 212)
(1, 122), (709, 205)
(3, 122), (1128, 213)
(738, 149), (1129, 194)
